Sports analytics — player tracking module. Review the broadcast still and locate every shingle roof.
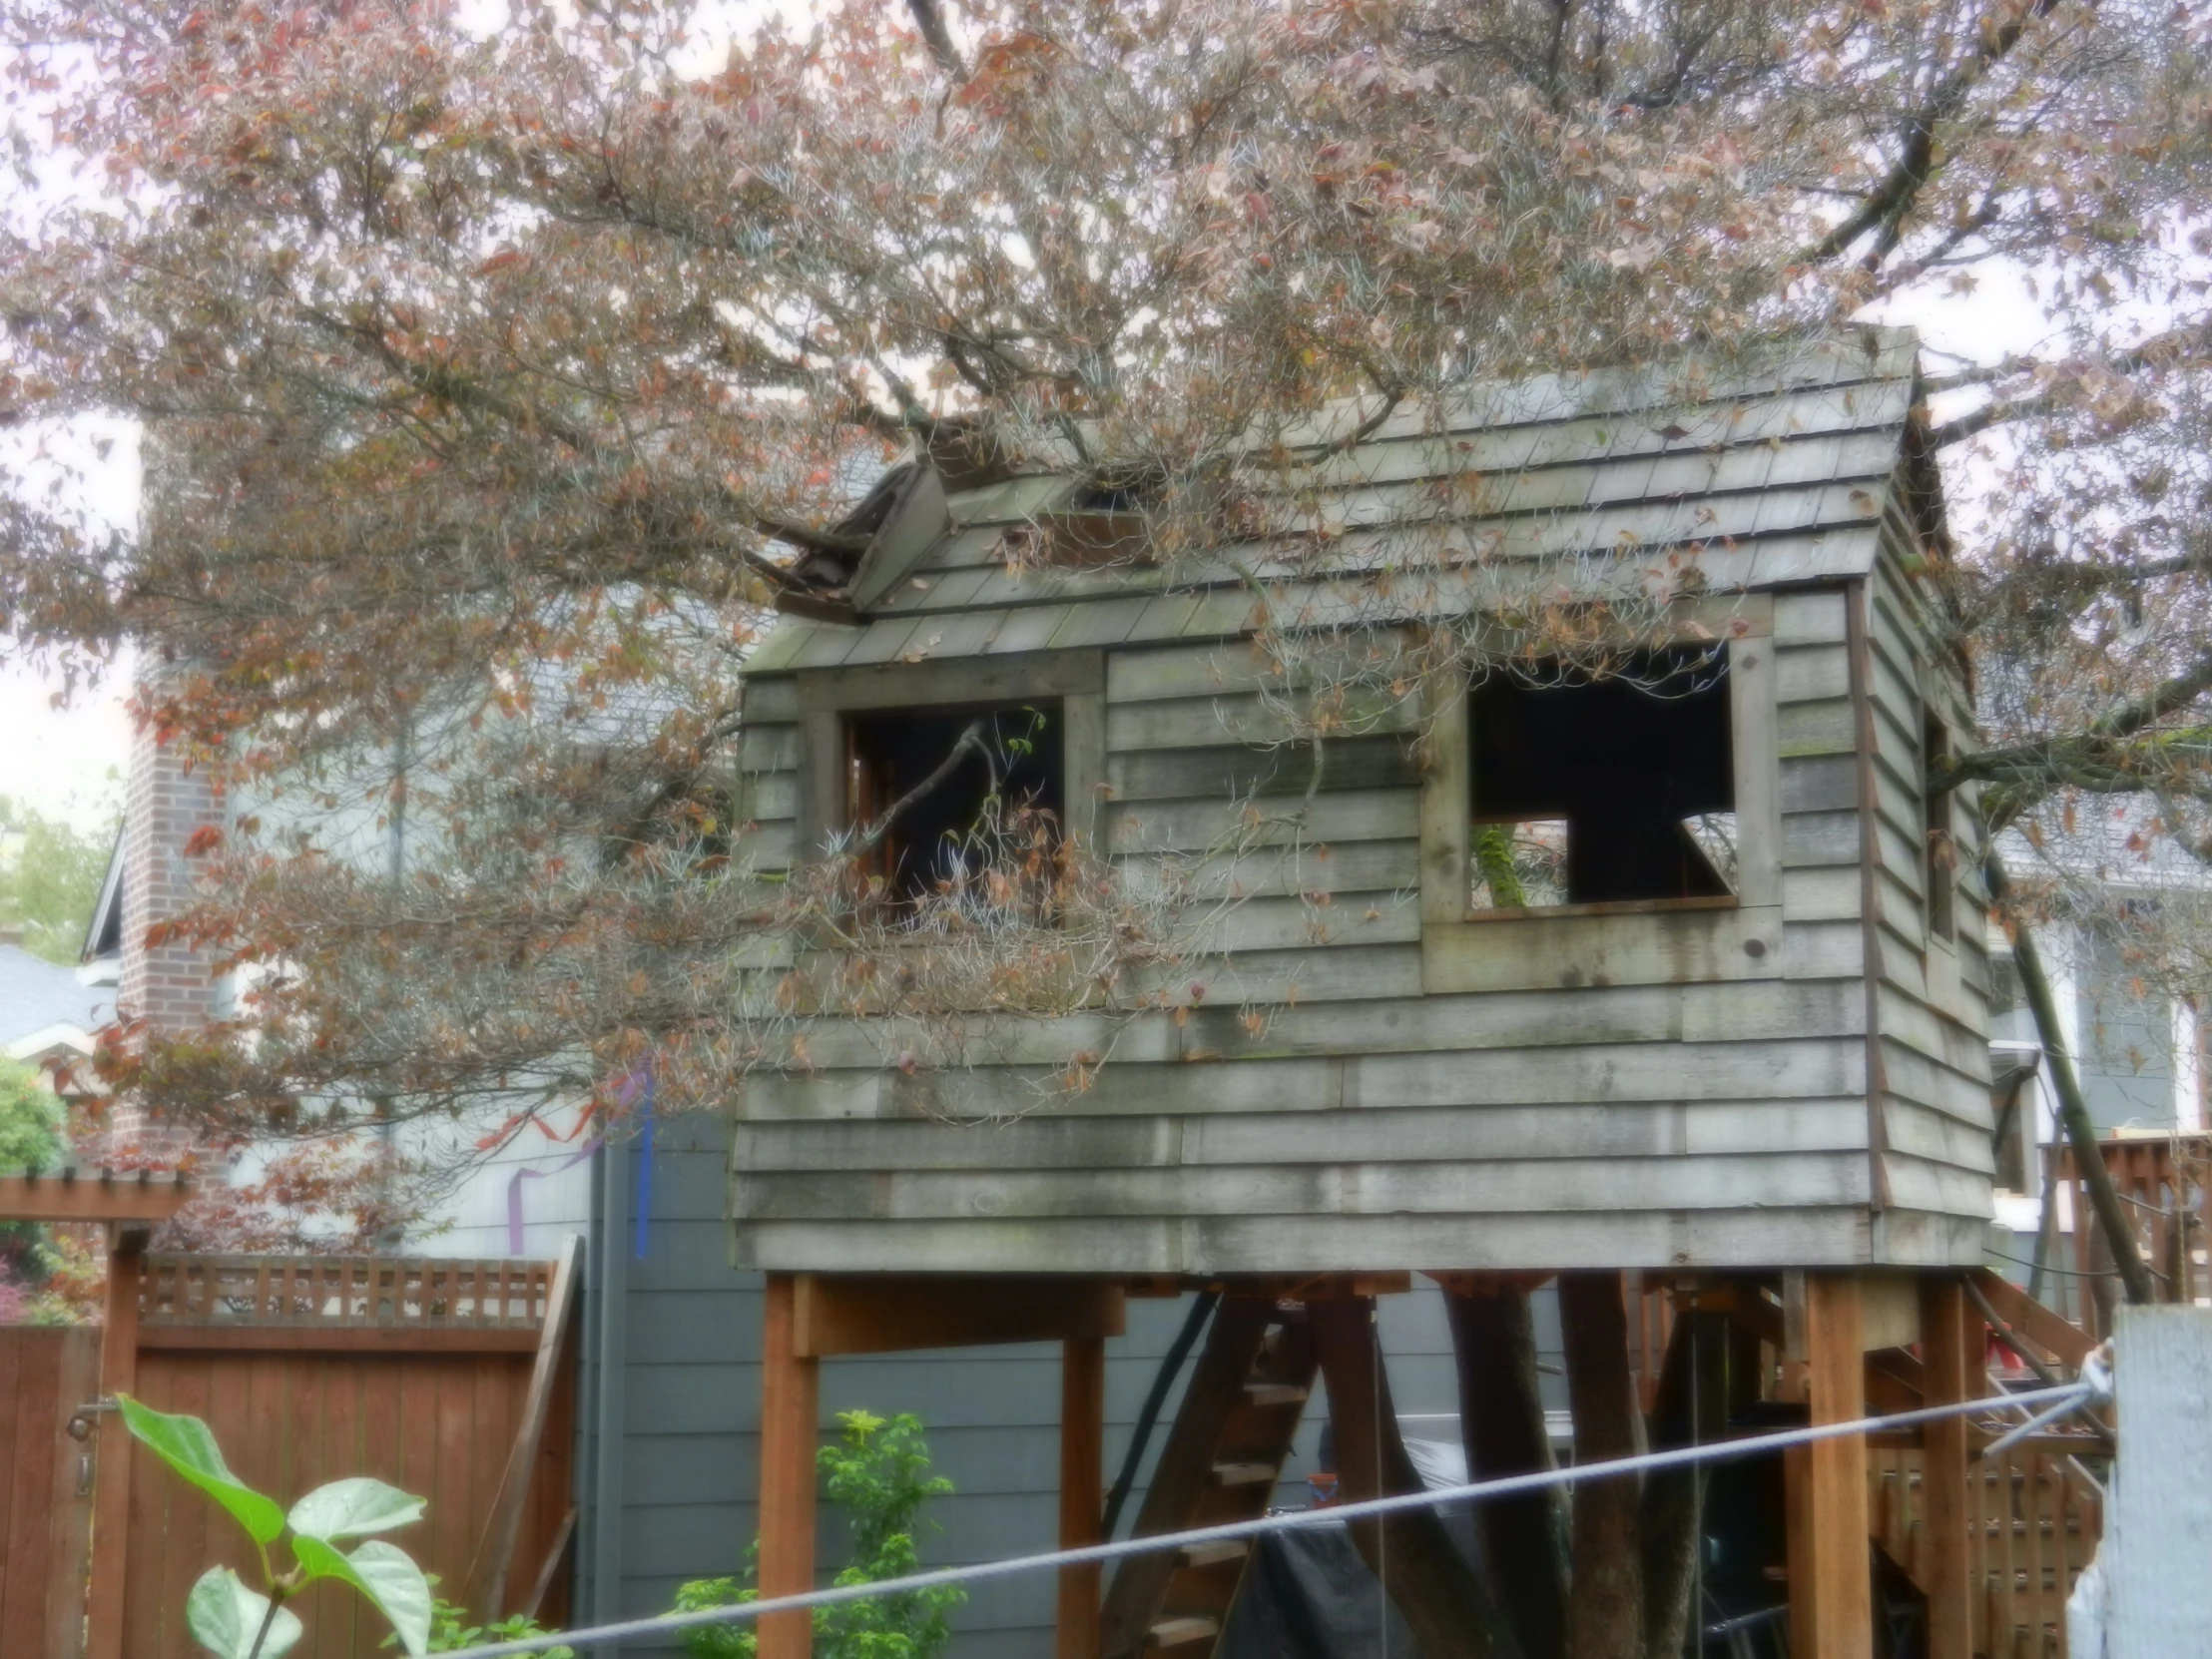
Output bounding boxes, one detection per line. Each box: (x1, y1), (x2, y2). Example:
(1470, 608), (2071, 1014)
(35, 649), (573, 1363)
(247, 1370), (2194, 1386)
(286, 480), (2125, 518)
(749, 327), (1926, 676)
(0, 942), (108, 1049)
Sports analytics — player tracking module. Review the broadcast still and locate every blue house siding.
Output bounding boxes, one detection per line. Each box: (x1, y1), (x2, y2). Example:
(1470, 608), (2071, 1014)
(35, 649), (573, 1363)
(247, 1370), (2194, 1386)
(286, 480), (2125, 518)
(576, 1114), (1570, 1656)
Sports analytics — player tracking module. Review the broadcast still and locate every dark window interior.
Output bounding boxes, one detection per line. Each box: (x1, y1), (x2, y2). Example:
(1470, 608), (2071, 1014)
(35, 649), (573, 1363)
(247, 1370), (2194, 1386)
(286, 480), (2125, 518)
(1470, 649), (1735, 906)
(1924, 709), (1957, 940)
(844, 703), (1064, 906)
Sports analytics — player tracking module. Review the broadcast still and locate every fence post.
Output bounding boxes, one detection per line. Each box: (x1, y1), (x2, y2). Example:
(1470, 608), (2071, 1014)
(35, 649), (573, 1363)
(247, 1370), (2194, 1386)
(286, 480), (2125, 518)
(84, 1227), (146, 1659)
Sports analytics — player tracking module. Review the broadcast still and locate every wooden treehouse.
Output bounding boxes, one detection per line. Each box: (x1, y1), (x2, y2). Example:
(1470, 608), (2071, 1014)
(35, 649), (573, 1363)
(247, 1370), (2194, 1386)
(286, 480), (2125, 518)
(728, 329), (2068, 1659)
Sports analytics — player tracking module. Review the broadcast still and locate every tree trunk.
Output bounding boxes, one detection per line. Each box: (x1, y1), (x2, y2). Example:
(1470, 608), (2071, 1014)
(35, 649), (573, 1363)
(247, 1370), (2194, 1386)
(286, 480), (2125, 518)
(1639, 1309), (1729, 1658)
(1985, 852), (2157, 1306)
(1309, 1296), (1523, 1659)
(1444, 1286), (1569, 1659)
(1557, 1272), (1644, 1659)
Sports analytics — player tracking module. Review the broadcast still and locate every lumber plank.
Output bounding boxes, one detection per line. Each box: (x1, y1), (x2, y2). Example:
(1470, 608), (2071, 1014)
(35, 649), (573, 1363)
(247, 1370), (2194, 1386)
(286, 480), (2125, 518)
(463, 1233), (583, 1619)
(758, 1275), (820, 1659)
(791, 1275), (1126, 1357)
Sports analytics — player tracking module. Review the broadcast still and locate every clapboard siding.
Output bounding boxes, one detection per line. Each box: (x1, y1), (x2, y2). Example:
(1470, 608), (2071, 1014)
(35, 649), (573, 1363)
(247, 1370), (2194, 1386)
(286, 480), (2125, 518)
(1856, 530), (1994, 1237)
(740, 1208), (1884, 1274)
(726, 334), (1990, 1274)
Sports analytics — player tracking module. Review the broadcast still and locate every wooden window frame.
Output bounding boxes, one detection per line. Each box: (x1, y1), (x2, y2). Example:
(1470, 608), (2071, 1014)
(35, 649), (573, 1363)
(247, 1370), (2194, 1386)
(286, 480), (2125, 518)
(1416, 597), (1784, 995)
(792, 651), (1107, 860)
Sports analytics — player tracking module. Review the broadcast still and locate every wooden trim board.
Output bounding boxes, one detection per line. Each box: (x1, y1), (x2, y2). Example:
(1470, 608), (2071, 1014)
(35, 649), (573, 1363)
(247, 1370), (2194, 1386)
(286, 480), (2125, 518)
(792, 1275), (1126, 1358)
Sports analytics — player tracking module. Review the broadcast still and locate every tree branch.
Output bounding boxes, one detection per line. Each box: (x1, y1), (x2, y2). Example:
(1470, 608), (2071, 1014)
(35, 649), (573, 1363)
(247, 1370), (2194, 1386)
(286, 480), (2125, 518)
(1805, 0), (2067, 265)
(848, 720), (989, 856)
(905, 0), (967, 77)
(1932, 646), (2212, 811)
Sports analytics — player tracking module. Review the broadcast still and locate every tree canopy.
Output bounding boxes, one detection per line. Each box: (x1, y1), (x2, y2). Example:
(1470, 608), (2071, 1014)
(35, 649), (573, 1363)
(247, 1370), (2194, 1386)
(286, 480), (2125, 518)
(1, 0), (2209, 1136)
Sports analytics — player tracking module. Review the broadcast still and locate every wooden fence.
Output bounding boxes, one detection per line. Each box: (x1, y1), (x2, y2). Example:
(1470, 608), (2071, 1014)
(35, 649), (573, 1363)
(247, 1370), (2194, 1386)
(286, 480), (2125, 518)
(0, 1325), (100, 1659)
(117, 1251), (578, 1659)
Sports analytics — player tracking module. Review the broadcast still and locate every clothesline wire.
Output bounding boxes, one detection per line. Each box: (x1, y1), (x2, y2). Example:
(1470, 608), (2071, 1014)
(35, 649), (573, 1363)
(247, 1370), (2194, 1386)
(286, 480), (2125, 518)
(433, 1376), (2105, 1657)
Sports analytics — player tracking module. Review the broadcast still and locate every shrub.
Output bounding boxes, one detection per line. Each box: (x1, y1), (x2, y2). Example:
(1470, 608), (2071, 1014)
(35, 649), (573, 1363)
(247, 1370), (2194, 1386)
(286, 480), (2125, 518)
(677, 1409), (963, 1659)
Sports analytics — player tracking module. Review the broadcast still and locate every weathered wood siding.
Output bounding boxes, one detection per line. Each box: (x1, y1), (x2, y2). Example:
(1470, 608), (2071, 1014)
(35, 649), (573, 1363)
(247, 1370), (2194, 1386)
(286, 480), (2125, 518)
(729, 579), (1994, 1271)
(726, 332), (1993, 1273)
(1855, 501), (1996, 1260)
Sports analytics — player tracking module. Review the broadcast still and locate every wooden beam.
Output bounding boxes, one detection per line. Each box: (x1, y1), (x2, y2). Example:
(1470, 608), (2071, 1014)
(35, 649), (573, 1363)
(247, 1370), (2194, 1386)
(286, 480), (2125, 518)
(1967, 1267), (2095, 1369)
(84, 1227), (147, 1659)
(0, 1171), (194, 1225)
(759, 1274), (821, 1659)
(1919, 1274), (1973, 1659)
(464, 1234), (583, 1619)
(792, 1275), (1125, 1358)
(1796, 1272), (1871, 1659)
(1056, 1336), (1105, 1659)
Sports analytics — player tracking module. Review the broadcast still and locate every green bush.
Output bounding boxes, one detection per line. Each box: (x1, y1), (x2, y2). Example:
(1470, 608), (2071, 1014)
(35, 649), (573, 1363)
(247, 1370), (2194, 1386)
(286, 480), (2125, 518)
(390, 1587), (573, 1657)
(677, 1409), (963, 1659)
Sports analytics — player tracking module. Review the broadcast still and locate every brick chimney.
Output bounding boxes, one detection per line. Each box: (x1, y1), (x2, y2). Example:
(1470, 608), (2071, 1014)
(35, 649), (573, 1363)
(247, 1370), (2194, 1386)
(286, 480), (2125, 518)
(110, 702), (225, 1152)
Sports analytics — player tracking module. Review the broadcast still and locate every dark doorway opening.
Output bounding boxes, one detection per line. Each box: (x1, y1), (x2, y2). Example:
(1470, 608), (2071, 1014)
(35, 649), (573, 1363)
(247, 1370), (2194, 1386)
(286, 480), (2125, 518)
(1469, 649), (1735, 907)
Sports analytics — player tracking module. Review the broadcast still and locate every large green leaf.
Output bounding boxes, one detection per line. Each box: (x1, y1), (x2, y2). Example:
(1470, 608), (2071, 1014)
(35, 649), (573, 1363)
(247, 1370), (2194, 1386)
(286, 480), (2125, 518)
(119, 1395), (287, 1546)
(292, 1535), (432, 1657)
(184, 1567), (302, 1659)
(286, 1477), (425, 1542)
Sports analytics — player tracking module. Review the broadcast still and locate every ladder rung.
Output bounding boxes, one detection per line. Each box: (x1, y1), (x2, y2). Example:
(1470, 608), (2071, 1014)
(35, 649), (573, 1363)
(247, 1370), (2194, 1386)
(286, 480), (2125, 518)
(1211, 1461), (1277, 1486)
(1242, 1382), (1309, 1407)
(1149, 1616), (1222, 1648)
(1180, 1539), (1250, 1568)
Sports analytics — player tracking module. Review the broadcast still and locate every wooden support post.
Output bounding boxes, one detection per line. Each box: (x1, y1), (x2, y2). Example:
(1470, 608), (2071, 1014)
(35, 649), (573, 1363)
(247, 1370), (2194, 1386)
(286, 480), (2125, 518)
(759, 1274), (821, 1659)
(1793, 1272), (1870, 1659)
(1920, 1274), (1974, 1659)
(85, 1226), (147, 1659)
(1057, 1335), (1105, 1659)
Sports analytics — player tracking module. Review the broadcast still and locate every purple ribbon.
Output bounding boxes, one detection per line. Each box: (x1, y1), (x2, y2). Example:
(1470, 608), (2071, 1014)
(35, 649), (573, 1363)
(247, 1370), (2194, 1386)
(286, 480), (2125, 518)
(506, 1136), (604, 1256)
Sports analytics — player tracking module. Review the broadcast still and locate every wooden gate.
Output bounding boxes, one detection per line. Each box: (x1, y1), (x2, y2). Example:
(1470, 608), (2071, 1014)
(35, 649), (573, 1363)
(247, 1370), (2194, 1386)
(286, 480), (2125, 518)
(0, 1326), (101, 1659)
(115, 1252), (578, 1659)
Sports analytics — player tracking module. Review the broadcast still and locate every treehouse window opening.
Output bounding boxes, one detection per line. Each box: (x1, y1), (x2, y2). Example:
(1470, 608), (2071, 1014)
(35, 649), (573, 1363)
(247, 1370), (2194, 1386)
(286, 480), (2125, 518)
(844, 703), (1066, 909)
(1924, 709), (1957, 941)
(1469, 648), (1736, 910)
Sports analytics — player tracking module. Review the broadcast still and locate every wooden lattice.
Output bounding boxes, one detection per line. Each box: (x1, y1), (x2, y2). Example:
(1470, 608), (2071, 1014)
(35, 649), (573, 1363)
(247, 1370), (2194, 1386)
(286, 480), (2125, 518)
(138, 1254), (556, 1329)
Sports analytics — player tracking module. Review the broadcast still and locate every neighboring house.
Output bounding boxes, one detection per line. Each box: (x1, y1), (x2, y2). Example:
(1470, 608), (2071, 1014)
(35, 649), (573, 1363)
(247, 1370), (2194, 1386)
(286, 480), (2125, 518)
(0, 932), (111, 1092)
(1980, 817), (2209, 1265)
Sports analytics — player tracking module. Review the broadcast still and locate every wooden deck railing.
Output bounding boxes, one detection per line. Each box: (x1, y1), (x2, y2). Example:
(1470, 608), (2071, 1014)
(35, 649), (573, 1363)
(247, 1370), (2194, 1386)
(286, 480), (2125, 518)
(138, 1254), (558, 1350)
(2047, 1131), (2211, 1341)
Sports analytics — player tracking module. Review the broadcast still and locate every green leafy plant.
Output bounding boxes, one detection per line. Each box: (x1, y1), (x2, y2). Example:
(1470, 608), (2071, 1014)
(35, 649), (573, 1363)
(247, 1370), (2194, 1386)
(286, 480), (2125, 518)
(676, 1409), (963, 1659)
(390, 1587), (573, 1657)
(119, 1395), (434, 1659)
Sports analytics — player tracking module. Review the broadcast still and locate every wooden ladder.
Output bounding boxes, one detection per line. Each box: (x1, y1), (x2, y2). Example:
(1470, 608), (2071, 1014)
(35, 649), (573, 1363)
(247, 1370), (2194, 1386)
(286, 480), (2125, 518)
(1099, 1297), (1318, 1659)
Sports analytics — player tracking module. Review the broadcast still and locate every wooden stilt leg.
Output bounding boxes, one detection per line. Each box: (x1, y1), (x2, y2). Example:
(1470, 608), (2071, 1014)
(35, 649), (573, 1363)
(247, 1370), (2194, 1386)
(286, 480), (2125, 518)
(1800, 1272), (1871, 1659)
(85, 1227), (146, 1659)
(759, 1274), (820, 1659)
(1921, 1274), (1974, 1659)
(1057, 1335), (1106, 1659)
